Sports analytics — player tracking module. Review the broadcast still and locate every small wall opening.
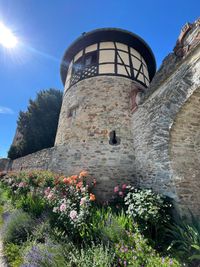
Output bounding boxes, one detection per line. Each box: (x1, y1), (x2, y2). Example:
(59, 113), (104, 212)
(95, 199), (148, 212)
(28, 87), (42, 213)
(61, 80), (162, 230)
(109, 130), (120, 145)
(67, 105), (78, 118)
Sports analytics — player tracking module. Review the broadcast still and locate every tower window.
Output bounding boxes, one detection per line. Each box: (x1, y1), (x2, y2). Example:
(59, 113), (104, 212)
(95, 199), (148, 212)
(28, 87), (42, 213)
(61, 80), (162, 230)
(109, 130), (120, 145)
(84, 51), (98, 66)
(73, 58), (83, 75)
(68, 106), (78, 118)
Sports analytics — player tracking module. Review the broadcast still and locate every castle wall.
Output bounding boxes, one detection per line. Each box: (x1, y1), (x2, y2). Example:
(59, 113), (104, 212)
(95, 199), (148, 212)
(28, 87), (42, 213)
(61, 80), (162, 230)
(10, 148), (54, 171)
(7, 141), (135, 200)
(131, 44), (200, 215)
(0, 158), (11, 172)
(169, 87), (200, 215)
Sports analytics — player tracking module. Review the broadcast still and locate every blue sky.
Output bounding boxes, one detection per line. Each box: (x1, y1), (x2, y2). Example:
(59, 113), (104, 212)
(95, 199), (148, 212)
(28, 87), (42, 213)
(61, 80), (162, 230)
(0, 0), (199, 158)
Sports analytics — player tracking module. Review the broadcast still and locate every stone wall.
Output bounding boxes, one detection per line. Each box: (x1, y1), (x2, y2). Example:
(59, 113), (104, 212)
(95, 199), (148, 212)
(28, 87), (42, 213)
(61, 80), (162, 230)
(11, 148), (54, 171)
(131, 43), (200, 215)
(8, 141), (136, 200)
(169, 87), (200, 215)
(0, 158), (11, 172)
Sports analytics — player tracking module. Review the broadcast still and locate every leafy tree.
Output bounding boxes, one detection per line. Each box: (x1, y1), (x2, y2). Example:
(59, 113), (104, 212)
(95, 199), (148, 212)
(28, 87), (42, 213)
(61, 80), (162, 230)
(8, 89), (62, 159)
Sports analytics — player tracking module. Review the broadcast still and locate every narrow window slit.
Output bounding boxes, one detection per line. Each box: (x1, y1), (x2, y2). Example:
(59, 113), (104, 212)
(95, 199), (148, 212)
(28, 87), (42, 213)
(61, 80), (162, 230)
(109, 130), (120, 145)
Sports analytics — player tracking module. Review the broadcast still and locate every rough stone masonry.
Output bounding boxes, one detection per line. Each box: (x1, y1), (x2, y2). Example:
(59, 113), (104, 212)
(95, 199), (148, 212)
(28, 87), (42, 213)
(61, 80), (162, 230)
(1, 19), (200, 216)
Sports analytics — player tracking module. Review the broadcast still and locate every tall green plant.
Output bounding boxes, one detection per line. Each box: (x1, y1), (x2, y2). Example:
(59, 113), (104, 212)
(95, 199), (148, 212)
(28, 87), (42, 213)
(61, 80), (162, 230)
(2, 209), (34, 245)
(167, 214), (200, 265)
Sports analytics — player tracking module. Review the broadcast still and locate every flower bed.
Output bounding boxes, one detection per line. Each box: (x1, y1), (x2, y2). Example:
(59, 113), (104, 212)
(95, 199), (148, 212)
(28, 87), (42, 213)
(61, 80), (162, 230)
(0, 170), (198, 266)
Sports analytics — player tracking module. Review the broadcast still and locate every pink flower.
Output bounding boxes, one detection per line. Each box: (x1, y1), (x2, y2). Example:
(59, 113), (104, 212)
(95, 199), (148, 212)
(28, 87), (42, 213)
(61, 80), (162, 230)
(44, 187), (51, 196)
(114, 186), (119, 193)
(80, 197), (86, 206)
(119, 191), (124, 197)
(122, 184), (127, 190)
(18, 182), (26, 188)
(70, 210), (77, 220)
(80, 187), (86, 193)
(47, 192), (54, 200)
(60, 203), (67, 212)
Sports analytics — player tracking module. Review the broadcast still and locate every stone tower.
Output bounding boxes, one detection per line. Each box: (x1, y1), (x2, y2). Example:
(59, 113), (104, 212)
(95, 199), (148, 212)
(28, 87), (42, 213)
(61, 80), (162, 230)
(55, 28), (156, 199)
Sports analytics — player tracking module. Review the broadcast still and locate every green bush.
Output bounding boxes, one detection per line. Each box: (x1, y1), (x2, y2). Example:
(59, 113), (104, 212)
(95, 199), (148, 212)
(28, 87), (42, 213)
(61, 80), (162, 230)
(85, 207), (134, 245)
(1, 170), (56, 217)
(21, 239), (71, 267)
(168, 214), (200, 265)
(124, 187), (171, 226)
(15, 194), (46, 217)
(0, 205), (3, 226)
(2, 209), (34, 244)
(4, 243), (22, 267)
(100, 209), (134, 244)
(69, 243), (115, 267)
(115, 229), (180, 267)
(124, 186), (172, 245)
(31, 219), (52, 243)
(88, 208), (180, 267)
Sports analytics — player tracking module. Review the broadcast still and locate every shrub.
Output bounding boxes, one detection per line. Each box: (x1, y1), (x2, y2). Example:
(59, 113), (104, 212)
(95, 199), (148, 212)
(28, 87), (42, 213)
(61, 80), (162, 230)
(124, 186), (171, 226)
(1, 170), (55, 196)
(115, 229), (181, 267)
(15, 194), (46, 217)
(1, 171), (56, 216)
(4, 243), (22, 267)
(31, 219), (52, 243)
(168, 214), (200, 265)
(100, 209), (135, 244)
(45, 171), (96, 239)
(89, 208), (180, 267)
(2, 209), (34, 244)
(69, 243), (115, 267)
(123, 186), (172, 245)
(21, 239), (69, 267)
(0, 205), (3, 225)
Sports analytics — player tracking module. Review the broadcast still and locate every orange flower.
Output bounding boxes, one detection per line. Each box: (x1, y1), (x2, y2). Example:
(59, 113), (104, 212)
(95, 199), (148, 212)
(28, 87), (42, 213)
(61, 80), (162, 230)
(68, 178), (74, 184)
(63, 177), (69, 184)
(71, 175), (78, 180)
(79, 171), (88, 177)
(89, 193), (95, 201)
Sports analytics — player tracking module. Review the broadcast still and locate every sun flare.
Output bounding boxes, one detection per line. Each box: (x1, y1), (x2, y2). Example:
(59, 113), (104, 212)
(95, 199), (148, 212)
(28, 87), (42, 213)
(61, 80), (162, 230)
(0, 22), (18, 48)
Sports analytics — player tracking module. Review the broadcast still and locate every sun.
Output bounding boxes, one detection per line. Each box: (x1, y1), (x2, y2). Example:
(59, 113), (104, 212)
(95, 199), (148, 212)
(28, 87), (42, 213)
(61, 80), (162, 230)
(0, 22), (18, 49)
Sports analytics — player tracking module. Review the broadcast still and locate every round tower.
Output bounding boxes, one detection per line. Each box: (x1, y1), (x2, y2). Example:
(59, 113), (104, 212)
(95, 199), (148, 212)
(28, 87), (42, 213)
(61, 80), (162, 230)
(55, 28), (156, 199)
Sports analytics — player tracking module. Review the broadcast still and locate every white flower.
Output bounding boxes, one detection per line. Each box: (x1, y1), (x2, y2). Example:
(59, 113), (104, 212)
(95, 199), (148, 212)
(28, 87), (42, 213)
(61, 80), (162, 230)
(60, 203), (67, 212)
(80, 197), (87, 206)
(53, 207), (59, 213)
(69, 210), (78, 221)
